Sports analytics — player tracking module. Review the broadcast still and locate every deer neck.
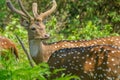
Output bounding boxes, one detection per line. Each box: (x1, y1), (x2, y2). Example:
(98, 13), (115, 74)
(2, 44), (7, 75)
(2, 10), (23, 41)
(29, 39), (45, 64)
(28, 39), (71, 64)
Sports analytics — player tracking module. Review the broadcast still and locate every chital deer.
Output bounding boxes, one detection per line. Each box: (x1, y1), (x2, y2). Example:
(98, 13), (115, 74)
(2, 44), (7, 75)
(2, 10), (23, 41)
(6, 0), (120, 65)
(0, 36), (18, 59)
(48, 45), (120, 80)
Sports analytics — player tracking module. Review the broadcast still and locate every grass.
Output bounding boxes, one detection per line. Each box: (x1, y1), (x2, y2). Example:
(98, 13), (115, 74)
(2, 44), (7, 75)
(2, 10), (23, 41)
(0, 50), (80, 80)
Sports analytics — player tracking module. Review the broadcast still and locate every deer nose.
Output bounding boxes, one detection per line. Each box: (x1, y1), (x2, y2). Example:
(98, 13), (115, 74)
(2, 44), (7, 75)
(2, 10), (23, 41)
(44, 34), (50, 38)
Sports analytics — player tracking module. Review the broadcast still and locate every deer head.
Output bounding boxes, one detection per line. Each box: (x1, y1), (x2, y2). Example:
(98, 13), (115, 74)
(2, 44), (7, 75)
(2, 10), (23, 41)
(6, 0), (57, 64)
(6, 0), (57, 40)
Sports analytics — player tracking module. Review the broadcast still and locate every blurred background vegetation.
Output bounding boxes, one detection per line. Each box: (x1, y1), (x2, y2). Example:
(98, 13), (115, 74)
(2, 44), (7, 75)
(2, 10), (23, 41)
(0, 0), (120, 80)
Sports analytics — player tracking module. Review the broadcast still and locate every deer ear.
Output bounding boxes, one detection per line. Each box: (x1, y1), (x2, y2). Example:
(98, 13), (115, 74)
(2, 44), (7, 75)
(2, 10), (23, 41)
(20, 17), (30, 30)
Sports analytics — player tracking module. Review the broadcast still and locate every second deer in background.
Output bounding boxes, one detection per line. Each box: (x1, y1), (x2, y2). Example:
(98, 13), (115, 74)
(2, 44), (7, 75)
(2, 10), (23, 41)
(0, 36), (18, 59)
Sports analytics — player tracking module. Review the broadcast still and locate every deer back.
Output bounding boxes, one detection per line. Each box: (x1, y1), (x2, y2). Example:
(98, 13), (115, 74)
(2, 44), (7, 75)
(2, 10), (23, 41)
(48, 45), (120, 80)
(6, 0), (57, 40)
(46, 36), (120, 51)
(0, 36), (18, 59)
(43, 36), (120, 61)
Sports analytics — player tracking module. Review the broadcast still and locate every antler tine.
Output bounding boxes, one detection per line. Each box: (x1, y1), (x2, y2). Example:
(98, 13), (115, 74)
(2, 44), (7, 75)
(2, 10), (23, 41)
(18, 0), (33, 20)
(38, 0), (57, 21)
(6, 0), (27, 17)
(32, 3), (38, 18)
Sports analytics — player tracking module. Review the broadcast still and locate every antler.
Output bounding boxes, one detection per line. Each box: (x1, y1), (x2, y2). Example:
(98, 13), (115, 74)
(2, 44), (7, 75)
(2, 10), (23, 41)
(6, 0), (26, 17)
(32, 3), (38, 18)
(17, 0), (33, 20)
(6, 0), (33, 20)
(37, 0), (57, 21)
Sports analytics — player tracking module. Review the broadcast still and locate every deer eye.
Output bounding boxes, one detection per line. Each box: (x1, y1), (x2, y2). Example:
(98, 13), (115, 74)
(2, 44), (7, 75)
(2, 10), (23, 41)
(23, 20), (30, 27)
(31, 27), (36, 31)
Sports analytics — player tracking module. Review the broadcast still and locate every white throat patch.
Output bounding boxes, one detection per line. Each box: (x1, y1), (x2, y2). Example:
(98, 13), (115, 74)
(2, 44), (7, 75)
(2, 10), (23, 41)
(29, 40), (40, 57)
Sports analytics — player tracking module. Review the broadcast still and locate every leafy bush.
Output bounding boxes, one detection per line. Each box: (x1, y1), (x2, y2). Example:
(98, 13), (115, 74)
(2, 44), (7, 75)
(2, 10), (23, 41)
(0, 55), (50, 80)
(78, 21), (119, 40)
(47, 17), (119, 42)
(0, 52), (80, 80)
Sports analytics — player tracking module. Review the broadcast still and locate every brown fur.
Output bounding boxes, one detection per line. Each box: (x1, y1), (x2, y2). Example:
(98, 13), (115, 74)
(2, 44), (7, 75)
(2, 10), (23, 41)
(0, 36), (18, 59)
(48, 45), (120, 80)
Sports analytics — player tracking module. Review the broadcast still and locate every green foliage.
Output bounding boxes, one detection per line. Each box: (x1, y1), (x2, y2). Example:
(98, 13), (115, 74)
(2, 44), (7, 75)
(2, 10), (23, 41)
(0, 0), (6, 19)
(53, 74), (80, 80)
(47, 16), (119, 41)
(78, 21), (119, 40)
(0, 0), (120, 80)
(0, 55), (50, 80)
(0, 51), (80, 80)
(108, 12), (120, 22)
